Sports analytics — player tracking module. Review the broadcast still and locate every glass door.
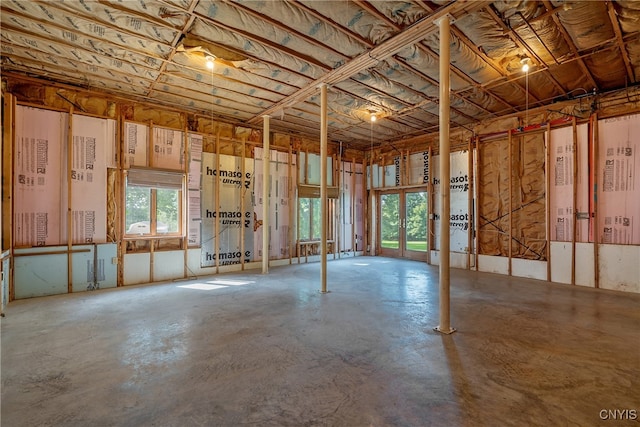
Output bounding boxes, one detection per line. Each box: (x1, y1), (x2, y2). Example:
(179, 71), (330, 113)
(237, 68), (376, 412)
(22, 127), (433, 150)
(378, 190), (428, 260)
(380, 192), (401, 257)
(403, 190), (428, 261)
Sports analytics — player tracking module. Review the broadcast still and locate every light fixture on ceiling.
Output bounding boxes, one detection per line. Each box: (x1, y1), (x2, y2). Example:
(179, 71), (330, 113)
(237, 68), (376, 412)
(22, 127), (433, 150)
(205, 55), (215, 70)
(367, 107), (378, 123)
(521, 57), (530, 73)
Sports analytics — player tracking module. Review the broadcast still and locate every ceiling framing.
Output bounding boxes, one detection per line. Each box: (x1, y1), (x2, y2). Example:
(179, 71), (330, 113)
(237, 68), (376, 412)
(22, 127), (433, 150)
(2, 0), (639, 150)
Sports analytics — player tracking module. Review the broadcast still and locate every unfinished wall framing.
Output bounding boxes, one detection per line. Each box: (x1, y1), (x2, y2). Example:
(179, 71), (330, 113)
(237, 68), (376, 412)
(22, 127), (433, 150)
(365, 103), (639, 292)
(2, 76), (640, 298)
(2, 78), (366, 296)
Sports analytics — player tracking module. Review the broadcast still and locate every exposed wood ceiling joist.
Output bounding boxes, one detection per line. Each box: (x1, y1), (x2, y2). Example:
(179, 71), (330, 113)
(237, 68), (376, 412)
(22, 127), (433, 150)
(2, 0), (638, 150)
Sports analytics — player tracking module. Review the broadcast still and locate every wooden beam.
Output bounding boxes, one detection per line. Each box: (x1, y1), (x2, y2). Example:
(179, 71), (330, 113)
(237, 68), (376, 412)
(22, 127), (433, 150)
(194, 9), (332, 74)
(247, 1), (482, 124)
(224, 0), (351, 62)
(215, 127), (221, 274)
(482, 6), (546, 104)
(483, 5), (566, 96)
(146, 0), (200, 98)
(3, 94), (15, 302)
(289, 0), (375, 48)
(427, 145), (433, 265)
(240, 133), (246, 270)
(351, 158), (357, 254)
(508, 129), (513, 275)
(182, 119), (189, 278)
(541, 0), (600, 91)
(607, 1), (636, 83)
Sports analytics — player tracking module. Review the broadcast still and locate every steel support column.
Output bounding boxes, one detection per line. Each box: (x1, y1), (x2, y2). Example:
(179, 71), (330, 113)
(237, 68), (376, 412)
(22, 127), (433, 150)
(262, 115), (270, 274)
(320, 84), (329, 293)
(435, 15), (455, 334)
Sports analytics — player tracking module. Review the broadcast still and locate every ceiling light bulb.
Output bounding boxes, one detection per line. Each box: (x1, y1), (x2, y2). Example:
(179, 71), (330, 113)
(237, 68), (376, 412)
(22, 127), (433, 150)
(522, 62), (529, 72)
(370, 114), (377, 122)
(205, 55), (215, 70)
(521, 57), (530, 73)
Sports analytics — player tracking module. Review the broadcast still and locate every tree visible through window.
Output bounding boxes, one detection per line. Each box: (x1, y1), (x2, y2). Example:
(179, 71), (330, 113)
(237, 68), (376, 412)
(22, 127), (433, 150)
(381, 193), (399, 248)
(380, 191), (427, 251)
(126, 187), (151, 234)
(156, 188), (179, 233)
(405, 192), (427, 251)
(298, 197), (322, 241)
(126, 185), (180, 235)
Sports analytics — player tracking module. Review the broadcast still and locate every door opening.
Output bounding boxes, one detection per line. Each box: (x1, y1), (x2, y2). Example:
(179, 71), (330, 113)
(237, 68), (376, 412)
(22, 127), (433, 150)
(378, 189), (428, 261)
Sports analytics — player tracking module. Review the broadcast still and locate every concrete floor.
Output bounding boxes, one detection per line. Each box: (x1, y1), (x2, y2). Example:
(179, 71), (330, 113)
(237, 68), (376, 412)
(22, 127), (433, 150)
(1, 256), (639, 427)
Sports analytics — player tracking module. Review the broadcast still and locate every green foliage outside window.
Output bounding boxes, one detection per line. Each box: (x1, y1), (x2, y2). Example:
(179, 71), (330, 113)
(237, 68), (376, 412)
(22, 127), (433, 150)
(298, 197), (322, 241)
(125, 186), (180, 235)
(156, 188), (179, 233)
(125, 187), (151, 231)
(381, 193), (399, 242)
(381, 192), (427, 251)
(406, 192), (427, 242)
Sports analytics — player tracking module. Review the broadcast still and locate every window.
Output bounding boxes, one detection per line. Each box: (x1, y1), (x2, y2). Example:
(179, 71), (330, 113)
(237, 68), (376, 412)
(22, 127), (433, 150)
(298, 197), (321, 241)
(298, 197), (335, 242)
(156, 188), (179, 233)
(297, 152), (337, 243)
(125, 169), (183, 236)
(125, 186), (152, 234)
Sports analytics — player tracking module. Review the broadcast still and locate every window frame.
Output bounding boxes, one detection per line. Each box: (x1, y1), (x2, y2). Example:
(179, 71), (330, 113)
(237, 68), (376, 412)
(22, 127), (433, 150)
(297, 196), (335, 243)
(124, 169), (184, 238)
